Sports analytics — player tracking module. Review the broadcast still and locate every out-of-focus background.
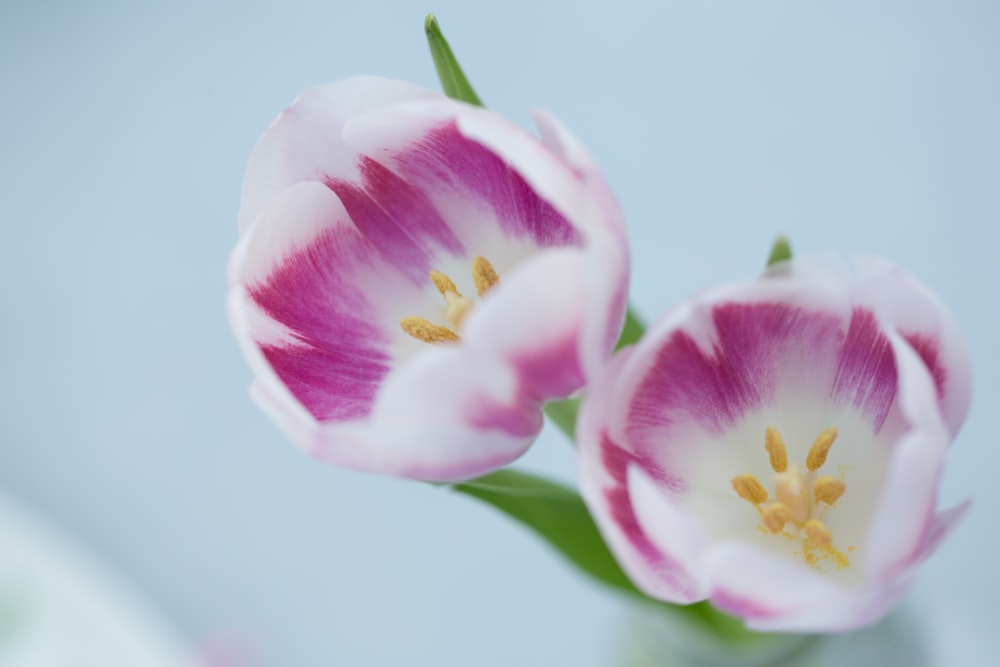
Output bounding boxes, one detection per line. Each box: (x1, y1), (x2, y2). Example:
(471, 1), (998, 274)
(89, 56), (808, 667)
(1, 1), (997, 665)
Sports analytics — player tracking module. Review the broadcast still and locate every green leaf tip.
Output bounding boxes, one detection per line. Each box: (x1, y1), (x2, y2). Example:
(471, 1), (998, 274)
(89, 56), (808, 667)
(424, 14), (484, 107)
(766, 236), (792, 267)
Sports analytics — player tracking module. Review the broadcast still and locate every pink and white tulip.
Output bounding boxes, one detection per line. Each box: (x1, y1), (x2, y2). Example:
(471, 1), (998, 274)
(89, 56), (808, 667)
(578, 256), (970, 632)
(228, 76), (628, 481)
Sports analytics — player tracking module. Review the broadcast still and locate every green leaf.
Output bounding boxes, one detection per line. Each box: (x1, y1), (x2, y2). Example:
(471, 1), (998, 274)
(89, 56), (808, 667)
(450, 468), (762, 643)
(449, 468), (642, 597)
(616, 305), (646, 350)
(424, 14), (484, 106)
(543, 396), (580, 440)
(766, 236), (792, 267)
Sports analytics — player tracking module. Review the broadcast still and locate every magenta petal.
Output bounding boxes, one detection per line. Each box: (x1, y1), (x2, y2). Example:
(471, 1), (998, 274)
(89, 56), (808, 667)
(230, 183), (398, 422)
(326, 155), (465, 283)
(395, 122), (582, 247)
(831, 307), (898, 432)
(854, 256), (972, 437)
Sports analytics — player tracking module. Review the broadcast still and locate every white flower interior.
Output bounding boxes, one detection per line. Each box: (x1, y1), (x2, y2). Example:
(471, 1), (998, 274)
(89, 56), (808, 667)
(399, 255), (502, 344)
(675, 397), (893, 586)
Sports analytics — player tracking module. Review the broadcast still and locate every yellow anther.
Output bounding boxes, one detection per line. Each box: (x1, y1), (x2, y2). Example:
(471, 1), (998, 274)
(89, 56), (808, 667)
(429, 270), (459, 298)
(813, 476), (846, 505)
(731, 474), (768, 505)
(762, 503), (791, 534)
(764, 427), (788, 473)
(806, 427), (838, 471)
(400, 317), (460, 344)
(804, 519), (832, 548)
(471, 255), (500, 297)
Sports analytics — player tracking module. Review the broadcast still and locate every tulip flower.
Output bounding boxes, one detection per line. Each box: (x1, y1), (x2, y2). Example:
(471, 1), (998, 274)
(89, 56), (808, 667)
(578, 256), (970, 632)
(228, 76), (628, 481)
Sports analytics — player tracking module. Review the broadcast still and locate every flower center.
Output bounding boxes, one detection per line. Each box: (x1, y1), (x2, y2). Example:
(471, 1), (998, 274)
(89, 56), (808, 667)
(400, 256), (501, 344)
(731, 427), (852, 571)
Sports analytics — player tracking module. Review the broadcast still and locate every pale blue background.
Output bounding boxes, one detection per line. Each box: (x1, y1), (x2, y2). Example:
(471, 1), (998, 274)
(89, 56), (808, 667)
(1, 1), (998, 665)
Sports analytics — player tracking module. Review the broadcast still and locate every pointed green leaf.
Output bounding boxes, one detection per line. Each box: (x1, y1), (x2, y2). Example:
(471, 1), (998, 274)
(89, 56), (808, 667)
(450, 468), (760, 643)
(543, 396), (580, 440)
(449, 468), (641, 596)
(424, 14), (484, 106)
(766, 236), (792, 267)
(615, 305), (646, 350)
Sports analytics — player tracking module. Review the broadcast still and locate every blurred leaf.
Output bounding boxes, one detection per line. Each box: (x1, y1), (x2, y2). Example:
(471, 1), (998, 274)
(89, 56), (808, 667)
(425, 14), (484, 106)
(766, 236), (792, 267)
(450, 469), (761, 643)
(544, 397), (580, 440)
(450, 468), (641, 596)
(616, 305), (645, 350)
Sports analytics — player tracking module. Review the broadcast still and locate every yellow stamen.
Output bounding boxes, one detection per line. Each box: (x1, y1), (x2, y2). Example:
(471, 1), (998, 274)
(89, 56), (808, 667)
(471, 255), (500, 297)
(813, 476), (846, 505)
(764, 427), (788, 473)
(806, 427), (838, 471)
(762, 503), (791, 534)
(400, 317), (460, 344)
(731, 474), (768, 505)
(804, 519), (832, 547)
(429, 270), (459, 297)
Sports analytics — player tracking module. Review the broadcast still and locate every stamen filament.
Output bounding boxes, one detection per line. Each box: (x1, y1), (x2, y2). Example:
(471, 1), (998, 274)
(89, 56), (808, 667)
(400, 317), (460, 344)
(471, 256), (500, 297)
(765, 427), (788, 473)
(806, 427), (838, 471)
(813, 476), (846, 505)
(731, 474), (768, 505)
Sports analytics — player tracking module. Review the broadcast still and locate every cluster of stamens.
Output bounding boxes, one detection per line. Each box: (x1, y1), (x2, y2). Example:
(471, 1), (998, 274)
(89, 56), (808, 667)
(400, 256), (500, 344)
(731, 427), (851, 570)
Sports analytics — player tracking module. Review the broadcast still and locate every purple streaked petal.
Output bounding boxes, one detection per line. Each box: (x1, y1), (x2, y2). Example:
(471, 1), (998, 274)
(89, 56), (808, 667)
(629, 465), (709, 601)
(831, 308), (898, 432)
(578, 350), (700, 602)
(854, 256), (972, 437)
(625, 300), (848, 464)
(231, 182), (400, 421)
(325, 155), (465, 283)
(396, 121), (581, 248)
